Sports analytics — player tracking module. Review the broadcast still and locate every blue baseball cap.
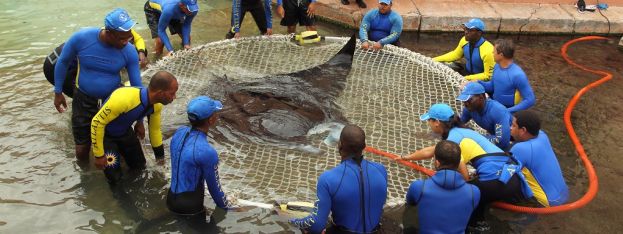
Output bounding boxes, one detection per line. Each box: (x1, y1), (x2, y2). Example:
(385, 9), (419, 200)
(187, 96), (223, 122)
(463, 18), (485, 31)
(457, 82), (485, 102)
(420, 103), (455, 122)
(379, 0), (392, 4)
(181, 0), (199, 12)
(104, 8), (136, 32)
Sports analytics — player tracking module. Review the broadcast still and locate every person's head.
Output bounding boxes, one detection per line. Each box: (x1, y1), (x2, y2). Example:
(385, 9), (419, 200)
(434, 140), (461, 170)
(187, 96), (223, 130)
(148, 71), (178, 105)
(338, 124), (367, 161)
(462, 18), (484, 43)
(494, 38), (515, 63)
(420, 103), (460, 138)
(104, 8), (136, 49)
(179, 0), (199, 16)
(378, 0), (393, 14)
(457, 82), (486, 112)
(511, 110), (541, 141)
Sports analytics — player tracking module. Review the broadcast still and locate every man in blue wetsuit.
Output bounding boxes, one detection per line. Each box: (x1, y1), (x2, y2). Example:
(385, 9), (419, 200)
(290, 124), (387, 233)
(226, 0), (273, 39)
(457, 82), (512, 150)
(359, 0), (403, 50)
(167, 96), (234, 215)
(434, 18), (495, 81)
(478, 38), (535, 113)
(406, 140), (480, 234)
(53, 8), (142, 164)
(91, 71), (178, 184)
(510, 110), (569, 207)
(145, 0), (198, 56)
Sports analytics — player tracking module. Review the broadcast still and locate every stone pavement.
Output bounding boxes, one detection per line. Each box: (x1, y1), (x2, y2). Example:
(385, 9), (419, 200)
(314, 0), (623, 34)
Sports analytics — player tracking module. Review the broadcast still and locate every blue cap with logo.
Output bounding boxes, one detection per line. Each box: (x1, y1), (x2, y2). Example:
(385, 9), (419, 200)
(181, 0), (199, 12)
(379, 0), (392, 4)
(463, 18), (485, 31)
(187, 96), (223, 122)
(104, 8), (136, 32)
(420, 103), (455, 122)
(456, 82), (485, 102)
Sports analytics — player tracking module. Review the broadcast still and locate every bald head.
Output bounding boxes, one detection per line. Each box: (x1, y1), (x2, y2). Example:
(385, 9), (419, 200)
(149, 71), (177, 91)
(339, 124), (366, 156)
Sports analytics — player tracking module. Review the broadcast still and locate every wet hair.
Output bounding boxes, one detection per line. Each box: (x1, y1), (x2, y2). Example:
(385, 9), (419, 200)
(339, 124), (366, 164)
(494, 38), (515, 59)
(436, 115), (467, 139)
(514, 110), (541, 136)
(149, 71), (177, 91)
(434, 140), (461, 169)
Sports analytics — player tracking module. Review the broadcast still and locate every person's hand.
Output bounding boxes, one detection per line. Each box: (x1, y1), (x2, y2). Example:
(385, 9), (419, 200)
(373, 41), (383, 51)
(165, 51), (173, 57)
(234, 32), (241, 39)
(307, 2), (317, 17)
(54, 93), (67, 113)
(265, 28), (273, 36)
(277, 5), (285, 18)
(94, 156), (107, 170)
(134, 122), (145, 139)
(183, 44), (191, 50)
(138, 51), (148, 68)
(361, 41), (370, 50)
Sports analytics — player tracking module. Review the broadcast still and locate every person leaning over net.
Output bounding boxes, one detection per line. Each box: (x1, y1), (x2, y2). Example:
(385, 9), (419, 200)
(91, 71), (178, 184)
(290, 124), (388, 233)
(359, 0), (403, 51)
(406, 140), (480, 234)
(433, 18), (494, 81)
(477, 38), (536, 113)
(400, 103), (532, 232)
(144, 0), (199, 57)
(457, 82), (512, 150)
(225, 0), (273, 39)
(276, 0), (317, 34)
(167, 96), (236, 215)
(52, 8), (143, 165)
(510, 110), (569, 207)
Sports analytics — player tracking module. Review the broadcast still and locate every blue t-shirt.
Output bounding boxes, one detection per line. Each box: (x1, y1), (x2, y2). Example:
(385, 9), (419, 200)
(150, 0), (197, 52)
(510, 130), (568, 206)
(290, 158), (387, 233)
(407, 169), (480, 234)
(169, 126), (231, 209)
(359, 9), (403, 45)
(54, 27), (141, 99)
(479, 62), (536, 113)
(460, 99), (512, 150)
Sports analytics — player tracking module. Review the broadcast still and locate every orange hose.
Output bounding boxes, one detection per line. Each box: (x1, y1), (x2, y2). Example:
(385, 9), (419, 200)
(366, 36), (608, 214)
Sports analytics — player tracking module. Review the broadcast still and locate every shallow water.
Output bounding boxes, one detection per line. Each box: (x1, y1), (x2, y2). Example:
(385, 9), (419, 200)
(1, 0), (622, 233)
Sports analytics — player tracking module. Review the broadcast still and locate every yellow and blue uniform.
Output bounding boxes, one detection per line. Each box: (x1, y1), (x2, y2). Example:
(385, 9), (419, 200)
(148, 0), (197, 52)
(433, 36), (494, 81)
(91, 87), (164, 159)
(446, 127), (506, 181)
(290, 158), (387, 233)
(407, 169), (480, 234)
(510, 130), (568, 207)
(479, 62), (536, 113)
(460, 99), (512, 150)
(359, 9), (403, 46)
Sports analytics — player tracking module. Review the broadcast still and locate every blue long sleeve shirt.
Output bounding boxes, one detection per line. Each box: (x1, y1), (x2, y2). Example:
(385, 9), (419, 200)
(231, 0), (272, 33)
(460, 99), (513, 150)
(479, 62), (536, 113)
(169, 126), (231, 209)
(290, 159), (388, 233)
(54, 27), (141, 99)
(150, 0), (196, 52)
(359, 9), (403, 45)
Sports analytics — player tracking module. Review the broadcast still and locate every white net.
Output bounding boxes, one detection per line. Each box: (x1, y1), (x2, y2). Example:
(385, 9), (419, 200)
(143, 35), (465, 207)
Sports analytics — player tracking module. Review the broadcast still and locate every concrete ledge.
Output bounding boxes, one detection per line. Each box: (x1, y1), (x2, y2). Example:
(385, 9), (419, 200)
(417, 0), (500, 32)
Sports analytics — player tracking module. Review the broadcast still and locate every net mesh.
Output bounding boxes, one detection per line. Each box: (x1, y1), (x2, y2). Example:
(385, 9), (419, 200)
(143, 35), (465, 207)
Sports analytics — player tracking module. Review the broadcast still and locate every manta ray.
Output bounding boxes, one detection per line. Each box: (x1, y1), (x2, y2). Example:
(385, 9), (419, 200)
(205, 35), (357, 145)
